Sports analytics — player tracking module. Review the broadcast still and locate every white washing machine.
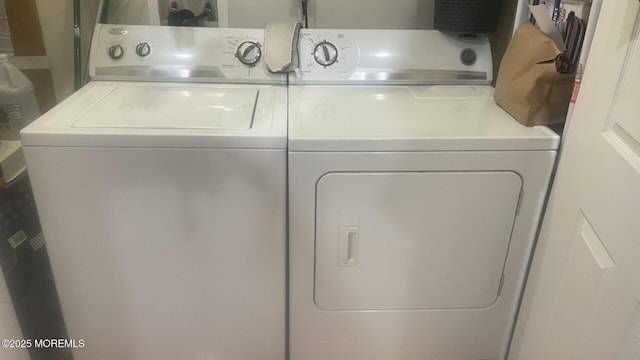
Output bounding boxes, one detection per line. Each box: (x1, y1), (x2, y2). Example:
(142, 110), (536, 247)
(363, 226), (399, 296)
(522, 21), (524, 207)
(288, 30), (560, 360)
(20, 24), (286, 360)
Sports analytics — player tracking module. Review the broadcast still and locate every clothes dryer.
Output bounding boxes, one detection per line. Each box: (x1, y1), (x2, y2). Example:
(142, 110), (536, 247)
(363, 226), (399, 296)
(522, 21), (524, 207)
(288, 29), (560, 360)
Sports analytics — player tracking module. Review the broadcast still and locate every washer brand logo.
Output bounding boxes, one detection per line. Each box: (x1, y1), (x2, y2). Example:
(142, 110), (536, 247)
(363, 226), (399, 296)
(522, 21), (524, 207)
(108, 28), (128, 35)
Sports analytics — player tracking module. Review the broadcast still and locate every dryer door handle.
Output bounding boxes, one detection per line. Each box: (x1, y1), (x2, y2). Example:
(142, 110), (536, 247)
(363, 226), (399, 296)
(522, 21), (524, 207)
(339, 227), (359, 267)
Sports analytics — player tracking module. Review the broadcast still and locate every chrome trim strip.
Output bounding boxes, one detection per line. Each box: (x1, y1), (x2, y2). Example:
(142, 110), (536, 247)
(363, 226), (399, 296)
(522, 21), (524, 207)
(349, 69), (488, 81)
(94, 66), (225, 79)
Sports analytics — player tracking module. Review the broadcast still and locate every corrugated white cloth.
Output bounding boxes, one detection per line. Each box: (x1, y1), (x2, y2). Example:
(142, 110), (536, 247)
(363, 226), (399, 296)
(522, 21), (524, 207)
(264, 22), (300, 73)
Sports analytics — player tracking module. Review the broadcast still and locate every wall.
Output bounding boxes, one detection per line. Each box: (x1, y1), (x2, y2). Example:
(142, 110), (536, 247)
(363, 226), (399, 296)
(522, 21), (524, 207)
(107, 0), (299, 27)
(106, 0), (434, 29)
(489, 0), (518, 86)
(108, 0), (150, 25)
(227, 0), (299, 28)
(35, 0), (100, 102)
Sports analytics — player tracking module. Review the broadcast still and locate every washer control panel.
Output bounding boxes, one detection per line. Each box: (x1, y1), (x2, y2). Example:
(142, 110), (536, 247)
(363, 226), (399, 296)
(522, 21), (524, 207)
(90, 24), (285, 84)
(291, 29), (492, 85)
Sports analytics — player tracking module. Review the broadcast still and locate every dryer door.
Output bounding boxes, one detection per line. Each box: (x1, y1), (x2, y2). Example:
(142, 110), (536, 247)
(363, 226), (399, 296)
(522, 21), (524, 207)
(314, 171), (522, 311)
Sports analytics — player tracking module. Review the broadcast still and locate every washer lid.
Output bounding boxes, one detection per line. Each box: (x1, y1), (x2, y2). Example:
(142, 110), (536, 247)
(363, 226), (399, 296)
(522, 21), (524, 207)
(288, 85), (560, 151)
(73, 85), (258, 130)
(21, 81), (287, 149)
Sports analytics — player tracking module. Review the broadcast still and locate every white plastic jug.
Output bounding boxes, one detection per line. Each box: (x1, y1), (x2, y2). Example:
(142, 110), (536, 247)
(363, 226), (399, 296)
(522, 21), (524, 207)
(0, 54), (40, 140)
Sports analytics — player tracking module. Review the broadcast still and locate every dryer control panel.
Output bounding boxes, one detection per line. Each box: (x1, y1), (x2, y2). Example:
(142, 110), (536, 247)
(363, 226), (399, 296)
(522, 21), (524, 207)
(298, 31), (359, 82)
(89, 24), (287, 85)
(291, 29), (492, 85)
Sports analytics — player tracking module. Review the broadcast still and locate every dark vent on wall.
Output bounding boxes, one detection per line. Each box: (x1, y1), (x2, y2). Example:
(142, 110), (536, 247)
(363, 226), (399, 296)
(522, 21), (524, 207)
(434, 0), (504, 33)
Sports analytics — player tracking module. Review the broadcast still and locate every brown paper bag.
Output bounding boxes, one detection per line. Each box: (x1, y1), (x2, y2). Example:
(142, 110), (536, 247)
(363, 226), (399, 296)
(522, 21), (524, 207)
(494, 23), (575, 127)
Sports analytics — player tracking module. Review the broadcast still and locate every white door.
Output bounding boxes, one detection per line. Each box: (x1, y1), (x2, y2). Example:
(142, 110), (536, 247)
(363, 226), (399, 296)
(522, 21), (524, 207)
(509, 2), (640, 359)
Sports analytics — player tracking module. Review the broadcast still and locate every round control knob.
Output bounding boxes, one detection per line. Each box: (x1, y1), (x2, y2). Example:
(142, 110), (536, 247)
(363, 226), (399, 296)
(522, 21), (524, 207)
(135, 41), (152, 57)
(314, 41), (338, 67)
(236, 41), (262, 66)
(108, 44), (124, 60)
(460, 48), (477, 66)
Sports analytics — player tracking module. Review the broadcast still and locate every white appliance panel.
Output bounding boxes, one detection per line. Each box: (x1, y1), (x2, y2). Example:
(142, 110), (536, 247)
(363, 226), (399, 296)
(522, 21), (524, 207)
(289, 150), (557, 360)
(23, 146), (286, 360)
(89, 24), (286, 84)
(288, 85), (559, 151)
(74, 85), (257, 130)
(315, 171), (522, 311)
(21, 82), (287, 149)
(290, 29), (492, 85)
